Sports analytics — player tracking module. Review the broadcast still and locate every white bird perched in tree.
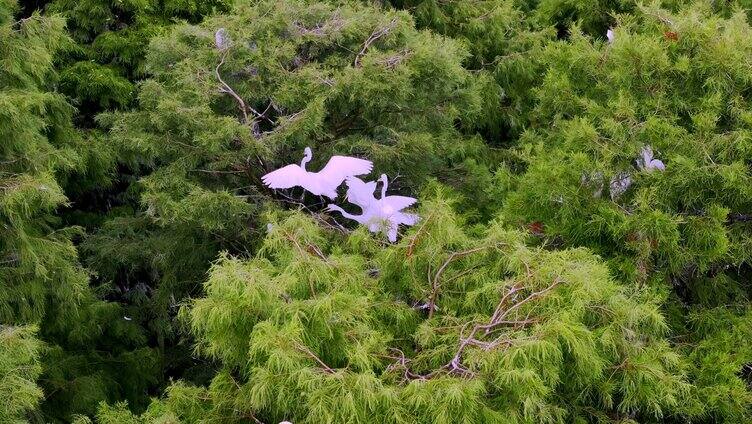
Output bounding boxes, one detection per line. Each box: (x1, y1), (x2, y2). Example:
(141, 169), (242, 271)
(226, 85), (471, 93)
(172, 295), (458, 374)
(609, 171), (632, 200)
(607, 28), (615, 43)
(262, 147), (373, 199)
(636, 146), (665, 172)
(215, 28), (229, 50)
(326, 175), (418, 242)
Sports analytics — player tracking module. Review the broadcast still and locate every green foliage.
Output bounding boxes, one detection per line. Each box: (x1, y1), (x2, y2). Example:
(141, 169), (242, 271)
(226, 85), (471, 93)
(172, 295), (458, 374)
(0, 325), (44, 423)
(96, 0), (498, 320)
(0, 0), (86, 331)
(59, 62), (135, 110)
(503, 1), (752, 300)
(44, 0), (231, 115)
(5, 0), (752, 421)
(0, 2), (166, 421)
(388, 0), (555, 136)
(498, 3), (752, 421)
(96, 194), (690, 423)
(107, 0), (489, 195)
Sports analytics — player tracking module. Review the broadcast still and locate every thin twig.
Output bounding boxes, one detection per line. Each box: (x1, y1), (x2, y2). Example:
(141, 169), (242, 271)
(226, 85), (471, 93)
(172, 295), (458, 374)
(354, 19), (398, 67)
(427, 244), (500, 319)
(216, 51), (249, 124)
(294, 342), (335, 374)
(405, 212), (433, 258)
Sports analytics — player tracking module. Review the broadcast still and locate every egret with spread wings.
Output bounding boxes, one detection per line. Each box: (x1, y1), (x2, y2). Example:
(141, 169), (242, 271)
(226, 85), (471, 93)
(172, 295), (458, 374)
(262, 147), (373, 199)
(326, 175), (418, 242)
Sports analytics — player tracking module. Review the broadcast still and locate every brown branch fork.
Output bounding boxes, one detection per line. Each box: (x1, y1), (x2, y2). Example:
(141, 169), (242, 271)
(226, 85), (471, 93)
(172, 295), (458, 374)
(390, 277), (562, 381)
(354, 19), (398, 67)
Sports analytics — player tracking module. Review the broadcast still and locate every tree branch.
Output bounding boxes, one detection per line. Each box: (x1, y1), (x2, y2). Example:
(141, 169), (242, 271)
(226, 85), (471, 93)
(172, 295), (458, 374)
(426, 244), (501, 319)
(354, 19), (398, 67)
(215, 51), (249, 125)
(294, 342), (335, 374)
(390, 278), (562, 381)
(728, 213), (752, 224)
(446, 278), (561, 375)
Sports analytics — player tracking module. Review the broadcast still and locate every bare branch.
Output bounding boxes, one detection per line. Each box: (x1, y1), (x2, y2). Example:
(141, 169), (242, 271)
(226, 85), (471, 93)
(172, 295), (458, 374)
(215, 51), (249, 125)
(376, 48), (412, 70)
(389, 277), (563, 381)
(427, 244), (502, 319)
(447, 278), (561, 374)
(294, 342), (335, 374)
(354, 19), (398, 68)
(294, 13), (346, 37)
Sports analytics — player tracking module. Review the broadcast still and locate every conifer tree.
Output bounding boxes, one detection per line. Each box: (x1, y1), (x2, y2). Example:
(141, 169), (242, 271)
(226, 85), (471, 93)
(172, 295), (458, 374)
(41, 0), (231, 117)
(1, 2), (164, 420)
(5, 0), (752, 421)
(0, 325), (43, 423)
(0, 0), (85, 332)
(499, 3), (752, 420)
(105, 0), (489, 199)
(388, 0), (555, 137)
(90, 190), (693, 423)
(93, 0), (497, 359)
(0, 0), (84, 419)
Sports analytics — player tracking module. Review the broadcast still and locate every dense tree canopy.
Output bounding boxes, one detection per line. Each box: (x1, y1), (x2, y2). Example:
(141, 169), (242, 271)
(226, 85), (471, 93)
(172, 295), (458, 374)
(4, 0), (752, 422)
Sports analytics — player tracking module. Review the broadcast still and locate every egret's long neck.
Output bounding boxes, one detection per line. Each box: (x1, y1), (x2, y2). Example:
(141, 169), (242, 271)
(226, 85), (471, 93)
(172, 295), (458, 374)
(331, 205), (365, 224)
(300, 151), (312, 171)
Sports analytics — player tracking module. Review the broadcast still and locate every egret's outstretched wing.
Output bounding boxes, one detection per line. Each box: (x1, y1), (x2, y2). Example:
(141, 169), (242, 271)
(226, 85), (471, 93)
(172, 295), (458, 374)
(345, 177), (378, 207)
(261, 164), (306, 189)
(394, 212), (419, 226)
(382, 196), (417, 212)
(318, 156), (373, 186)
(345, 176), (378, 193)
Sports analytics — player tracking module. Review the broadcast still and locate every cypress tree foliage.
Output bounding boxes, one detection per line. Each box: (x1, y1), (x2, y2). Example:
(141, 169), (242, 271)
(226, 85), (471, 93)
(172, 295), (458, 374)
(91, 192), (691, 423)
(42, 0), (231, 119)
(53, 1), (497, 419)
(0, 0), (86, 331)
(499, 3), (752, 421)
(387, 0), (554, 137)
(0, 325), (43, 423)
(105, 0), (489, 195)
(16, 0), (236, 419)
(0, 0), (86, 419)
(1, 1), (163, 420)
(96, 0), (496, 330)
(6, 0), (752, 421)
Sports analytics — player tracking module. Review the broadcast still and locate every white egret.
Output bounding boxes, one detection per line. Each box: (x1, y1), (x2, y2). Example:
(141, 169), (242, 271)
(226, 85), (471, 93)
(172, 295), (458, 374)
(370, 174), (419, 238)
(609, 172), (632, 200)
(636, 146), (665, 172)
(215, 28), (229, 50)
(607, 28), (614, 43)
(326, 175), (418, 242)
(262, 147), (373, 199)
(379, 174), (388, 198)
